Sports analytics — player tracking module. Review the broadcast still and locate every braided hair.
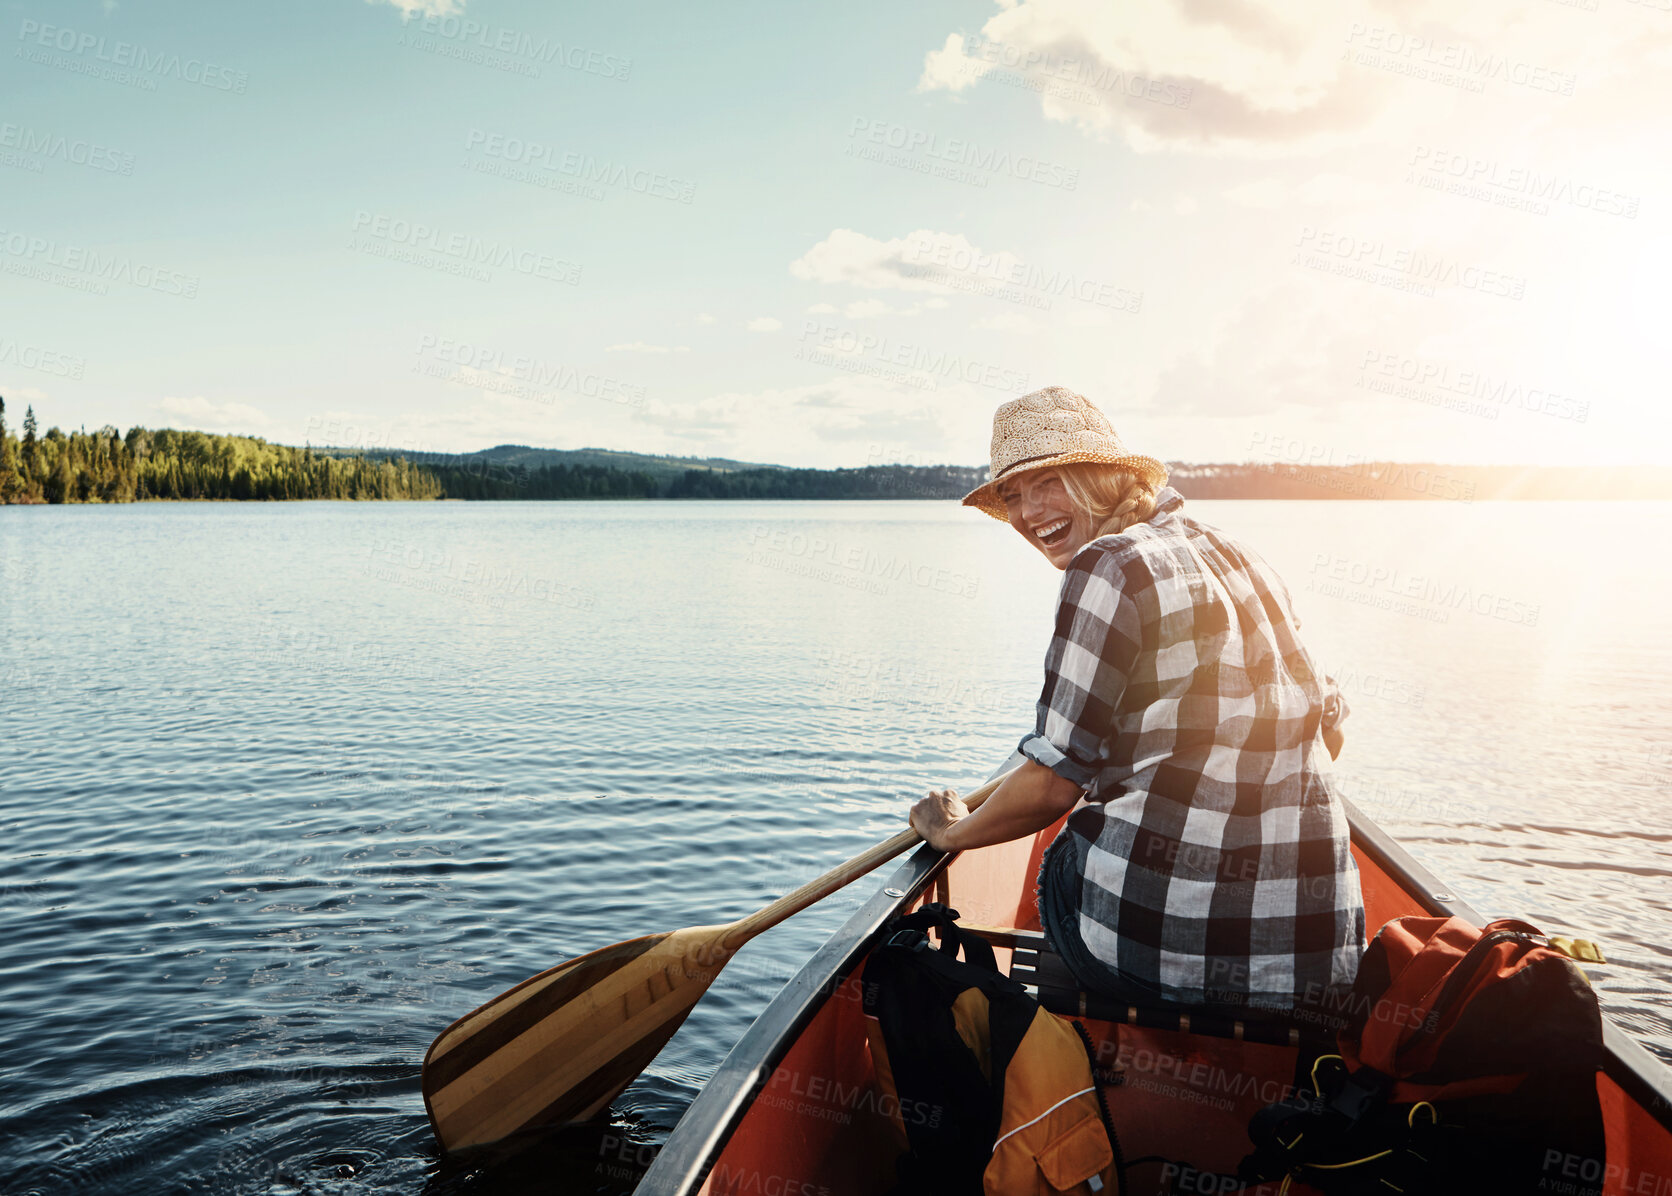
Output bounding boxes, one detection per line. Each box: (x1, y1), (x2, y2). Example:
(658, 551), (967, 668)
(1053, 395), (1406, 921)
(1055, 462), (1159, 539)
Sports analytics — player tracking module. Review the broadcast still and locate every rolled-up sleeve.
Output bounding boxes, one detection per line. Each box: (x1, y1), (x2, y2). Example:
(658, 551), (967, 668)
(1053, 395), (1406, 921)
(1321, 674), (1350, 731)
(1018, 548), (1143, 790)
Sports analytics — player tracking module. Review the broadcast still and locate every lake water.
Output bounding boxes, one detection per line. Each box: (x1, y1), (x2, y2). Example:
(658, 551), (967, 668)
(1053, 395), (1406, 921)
(2, 498), (1668, 1194)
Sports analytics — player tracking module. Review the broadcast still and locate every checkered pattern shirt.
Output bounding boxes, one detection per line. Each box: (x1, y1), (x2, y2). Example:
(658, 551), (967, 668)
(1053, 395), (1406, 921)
(1022, 487), (1365, 1010)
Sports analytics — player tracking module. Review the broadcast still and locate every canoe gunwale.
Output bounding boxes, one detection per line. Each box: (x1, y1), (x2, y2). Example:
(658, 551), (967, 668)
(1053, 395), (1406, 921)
(633, 838), (948, 1195)
(637, 797), (1672, 1195)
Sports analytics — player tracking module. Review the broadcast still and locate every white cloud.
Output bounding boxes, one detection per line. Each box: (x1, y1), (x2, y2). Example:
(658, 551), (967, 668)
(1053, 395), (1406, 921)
(805, 303), (839, 314)
(695, 313), (717, 324)
(366, 0), (463, 17)
(746, 317), (782, 332)
(156, 396), (278, 436)
(790, 228), (1022, 295)
(605, 342), (690, 354)
(918, 2), (1363, 152)
(915, 1), (1669, 156)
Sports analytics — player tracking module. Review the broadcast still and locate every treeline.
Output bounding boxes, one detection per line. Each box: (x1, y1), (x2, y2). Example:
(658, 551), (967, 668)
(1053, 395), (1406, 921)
(0, 401), (973, 504)
(15, 399), (1659, 506)
(664, 464), (984, 500)
(0, 400), (444, 503)
(419, 459), (658, 500)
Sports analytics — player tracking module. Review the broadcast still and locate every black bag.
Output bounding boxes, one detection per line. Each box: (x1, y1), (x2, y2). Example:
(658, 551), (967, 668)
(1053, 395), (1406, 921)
(1240, 915), (1607, 1196)
(860, 903), (1119, 1196)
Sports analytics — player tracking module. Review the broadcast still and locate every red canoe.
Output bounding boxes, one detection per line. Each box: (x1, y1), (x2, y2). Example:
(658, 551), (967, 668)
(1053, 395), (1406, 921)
(635, 795), (1672, 1195)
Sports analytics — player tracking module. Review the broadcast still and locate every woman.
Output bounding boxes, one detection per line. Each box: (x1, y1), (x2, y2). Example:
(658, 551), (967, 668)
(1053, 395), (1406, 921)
(910, 386), (1364, 1016)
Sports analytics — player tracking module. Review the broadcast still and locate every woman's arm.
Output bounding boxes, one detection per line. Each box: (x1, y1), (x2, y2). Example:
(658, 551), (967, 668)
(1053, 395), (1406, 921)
(910, 759), (1083, 851)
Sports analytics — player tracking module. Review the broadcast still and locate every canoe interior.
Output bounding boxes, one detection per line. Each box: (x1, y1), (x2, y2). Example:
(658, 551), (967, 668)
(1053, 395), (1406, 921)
(687, 812), (1672, 1196)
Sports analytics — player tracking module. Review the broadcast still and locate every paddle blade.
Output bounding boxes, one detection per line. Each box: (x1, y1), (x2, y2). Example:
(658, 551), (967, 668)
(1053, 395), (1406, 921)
(423, 927), (734, 1155)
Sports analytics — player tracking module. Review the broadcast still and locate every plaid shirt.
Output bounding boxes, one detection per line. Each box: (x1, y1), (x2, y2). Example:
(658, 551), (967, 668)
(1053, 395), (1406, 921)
(1022, 487), (1365, 1010)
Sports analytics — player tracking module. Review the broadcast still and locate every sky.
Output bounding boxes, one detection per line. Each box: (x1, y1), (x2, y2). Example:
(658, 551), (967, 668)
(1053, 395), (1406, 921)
(1, 0), (1668, 469)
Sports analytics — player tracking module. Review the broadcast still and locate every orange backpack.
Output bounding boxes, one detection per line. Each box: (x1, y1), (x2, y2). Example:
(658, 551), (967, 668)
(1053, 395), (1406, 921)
(1243, 916), (1606, 1196)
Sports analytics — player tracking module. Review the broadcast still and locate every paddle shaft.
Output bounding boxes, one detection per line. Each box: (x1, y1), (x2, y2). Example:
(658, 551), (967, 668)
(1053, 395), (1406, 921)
(721, 767), (1012, 950)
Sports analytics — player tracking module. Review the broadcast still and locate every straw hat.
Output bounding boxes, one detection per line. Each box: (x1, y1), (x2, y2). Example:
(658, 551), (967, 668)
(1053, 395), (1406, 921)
(961, 386), (1168, 522)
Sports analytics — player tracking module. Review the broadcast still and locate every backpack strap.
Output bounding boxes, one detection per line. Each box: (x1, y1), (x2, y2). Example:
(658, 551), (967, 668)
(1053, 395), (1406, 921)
(884, 902), (1000, 974)
(861, 903), (1037, 1193)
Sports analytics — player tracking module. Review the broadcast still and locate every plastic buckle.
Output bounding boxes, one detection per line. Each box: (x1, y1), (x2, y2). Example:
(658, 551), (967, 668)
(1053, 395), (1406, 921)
(1329, 1068), (1389, 1122)
(887, 929), (929, 952)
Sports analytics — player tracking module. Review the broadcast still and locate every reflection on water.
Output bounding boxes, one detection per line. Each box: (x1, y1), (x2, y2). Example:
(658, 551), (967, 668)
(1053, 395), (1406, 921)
(1, 498), (1667, 1193)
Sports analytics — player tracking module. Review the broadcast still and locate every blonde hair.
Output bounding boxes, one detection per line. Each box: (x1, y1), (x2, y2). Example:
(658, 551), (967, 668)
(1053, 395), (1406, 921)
(1055, 462), (1159, 538)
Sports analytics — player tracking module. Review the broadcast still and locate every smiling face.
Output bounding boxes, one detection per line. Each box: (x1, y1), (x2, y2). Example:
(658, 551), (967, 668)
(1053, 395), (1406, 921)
(996, 468), (1094, 569)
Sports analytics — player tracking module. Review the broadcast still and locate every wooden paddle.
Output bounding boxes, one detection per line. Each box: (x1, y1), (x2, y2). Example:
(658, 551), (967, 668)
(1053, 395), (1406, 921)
(422, 768), (1012, 1155)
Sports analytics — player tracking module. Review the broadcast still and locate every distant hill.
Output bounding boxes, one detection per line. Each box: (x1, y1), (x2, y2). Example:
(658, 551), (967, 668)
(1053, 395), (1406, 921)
(461, 444), (785, 478)
(312, 442), (784, 482)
